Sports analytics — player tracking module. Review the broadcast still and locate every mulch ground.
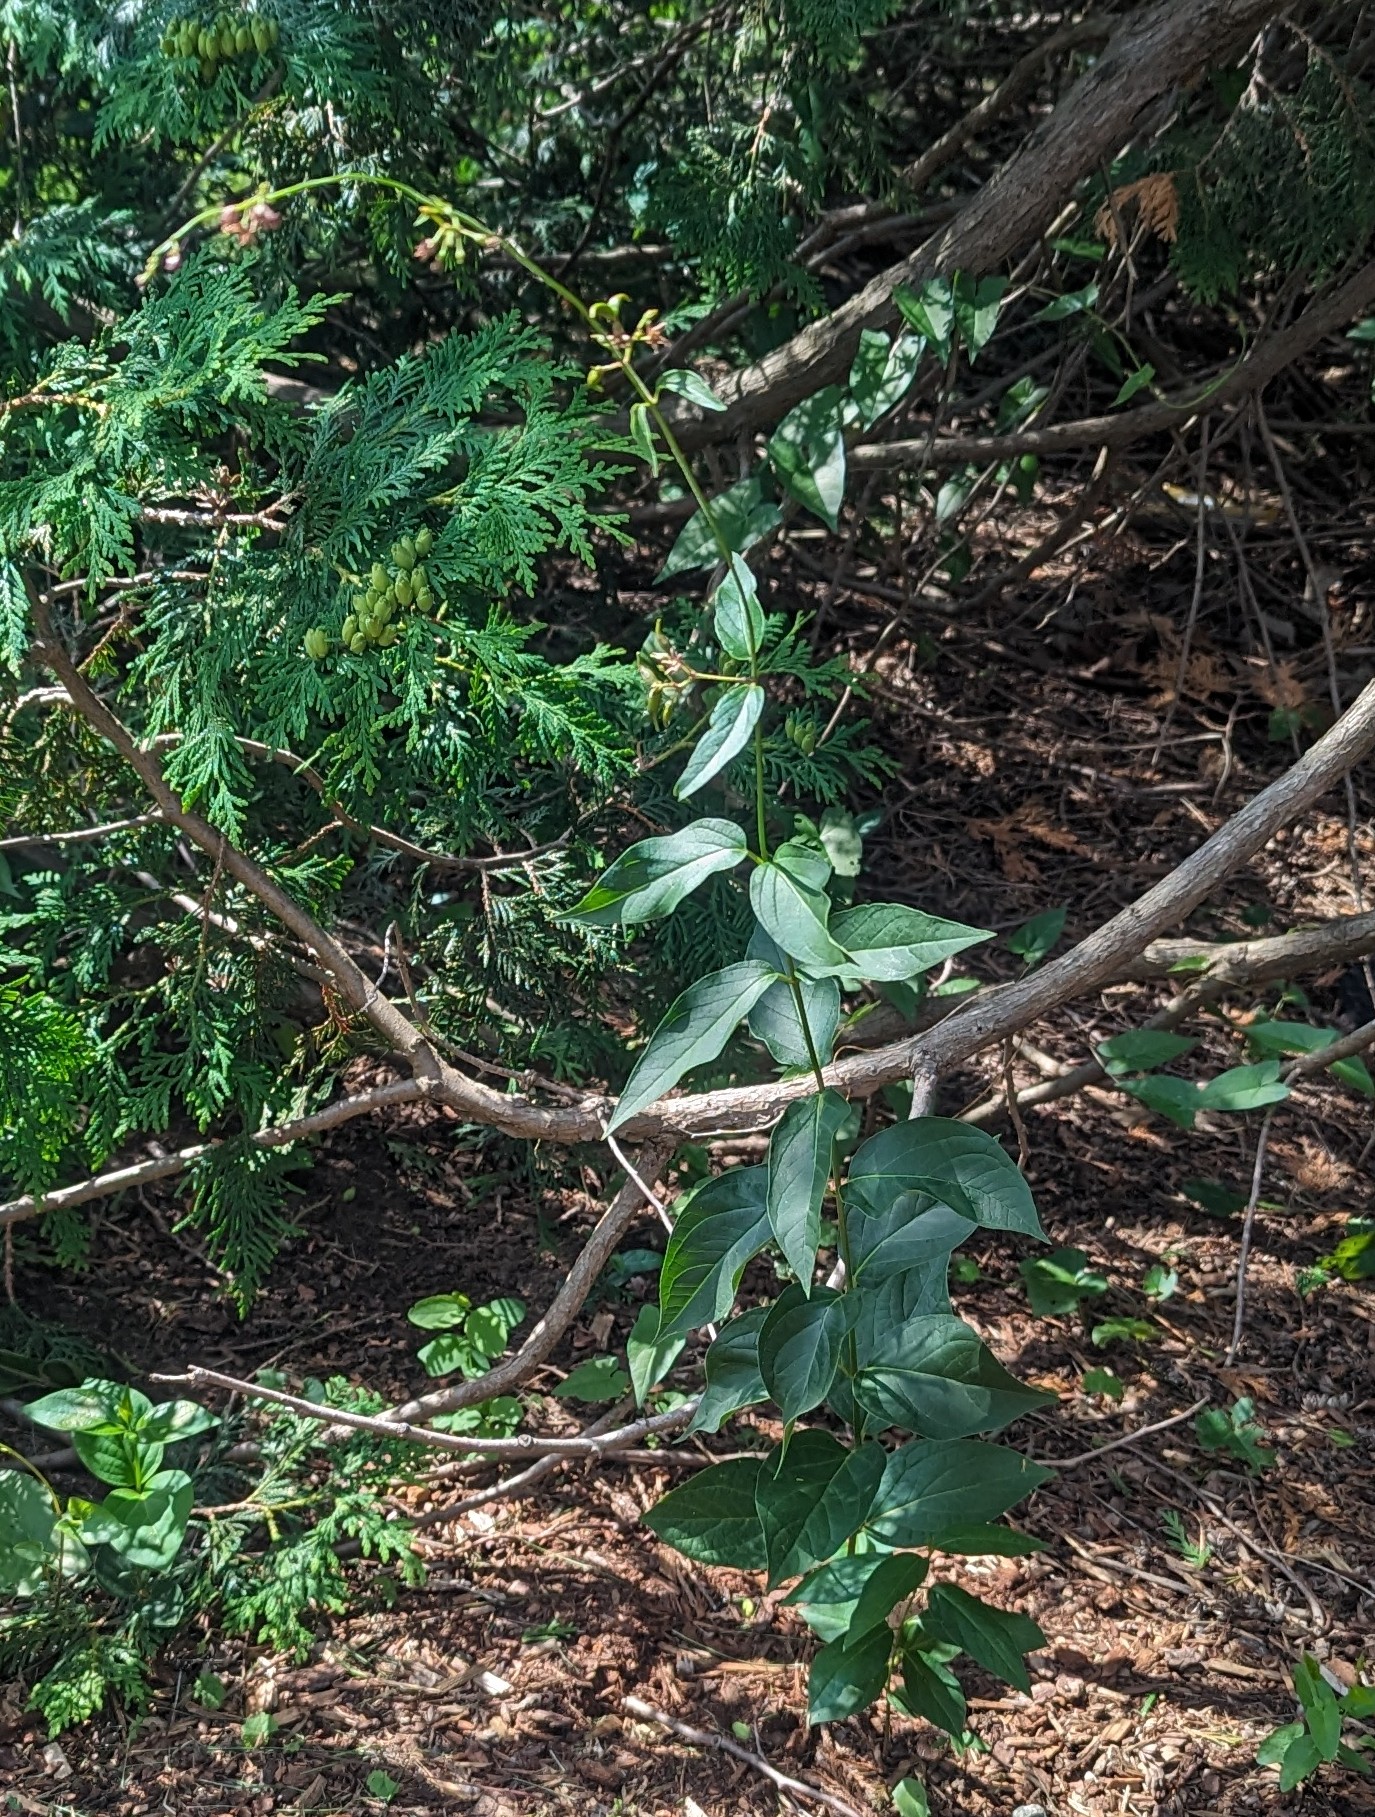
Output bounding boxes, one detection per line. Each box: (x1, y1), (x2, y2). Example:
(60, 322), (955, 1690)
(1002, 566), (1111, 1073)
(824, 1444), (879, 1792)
(3, 512), (1375, 1817)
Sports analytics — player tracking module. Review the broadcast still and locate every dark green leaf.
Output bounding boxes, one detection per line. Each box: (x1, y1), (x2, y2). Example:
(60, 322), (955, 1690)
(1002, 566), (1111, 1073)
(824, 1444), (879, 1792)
(758, 1285), (853, 1424)
(627, 1303), (685, 1407)
(846, 1551), (928, 1639)
(952, 273), (1007, 360)
(928, 1525), (1047, 1556)
(767, 1088), (850, 1283)
(1256, 1720), (1305, 1768)
(1295, 1654), (1342, 1760)
(1197, 1061), (1290, 1113)
(807, 1621), (893, 1724)
(784, 1547), (890, 1642)
(1095, 1031), (1198, 1077)
(676, 684), (765, 800)
(609, 960), (778, 1132)
(849, 1193), (974, 1284)
(1112, 363), (1155, 406)
(865, 1440), (1052, 1547)
(1031, 282), (1098, 322)
(893, 1643), (967, 1735)
(643, 1457), (765, 1568)
(655, 1166), (771, 1338)
(747, 925), (840, 1068)
(1182, 1178), (1248, 1217)
(1006, 907), (1066, 968)
(566, 819), (747, 926)
(895, 278), (954, 357)
(688, 1306), (769, 1434)
(554, 1356), (630, 1402)
(922, 1582), (1044, 1692)
(788, 1440), (887, 1579)
(659, 368), (726, 412)
(755, 1428), (849, 1585)
(1279, 1731), (1323, 1792)
(847, 1119), (1044, 1239)
(849, 329), (925, 429)
(1119, 1074), (1201, 1128)
(1244, 1020), (1373, 1096)
(1019, 1246), (1108, 1317)
(767, 387), (847, 530)
(72, 1430), (147, 1488)
(854, 1313), (1054, 1438)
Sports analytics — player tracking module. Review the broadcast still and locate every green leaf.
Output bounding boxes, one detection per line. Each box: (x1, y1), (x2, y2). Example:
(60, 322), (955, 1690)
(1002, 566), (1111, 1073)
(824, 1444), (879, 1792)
(25, 1380), (132, 1434)
(895, 278), (954, 357)
(891, 1776), (930, 1817)
(1032, 282), (1099, 321)
(758, 1285), (853, 1424)
(1119, 1074), (1202, 1128)
(767, 387), (847, 531)
(416, 1332), (485, 1378)
(820, 903), (991, 983)
(554, 1356), (630, 1402)
(1295, 1654), (1342, 1760)
(849, 329), (925, 429)
(767, 1088), (850, 1284)
(140, 1399), (218, 1443)
(655, 1166), (772, 1338)
(750, 841), (848, 971)
(952, 272), (1007, 361)
(407, 1292), (472, 1331)
(659, 368), (727, 412)
(658, 474), (782, 579)
(609, 960), (778, 1131)
(1081, 1367), (1125, 1402)
(1019, 1247), (1108, 1317)
(567, 818), (748, 926)
(72, 1430), (148, 1489)
(1091, 1317), (1156, 1348)
(921, 1582), (1044, 1693)
(1245, 1020), (1374, 1096)
(846, 1551), (928, 1639)
(688, 1306), (769, 1434)
(854, 1314), (1054, 1439)
(627, 1303), (684, 1407)
(712, 555), (765, 663)
(755, 1428), (849, 1585)
(1112, 363), (1156, 406)
(892, 1643), (967, 1735)
(1006, 907), (1066, 968)
(807, 1621), (893, 1725)
(785, 1548), (890, 1643)
(847, 1119), (1045, 1239)
(1256, 1720), (1305, 1768)
(1095, 1031), (1198, 1077)
(469, 1298), (526, 1353)
(928, 1525), (1047, 1557)
(79, 1473), (194, 1571)
(1182, 1177), (1248, 1217)
(676, 684), (765, 800)
(1142, 1263), (1178, 1301)
(643, 1456), (765, 1568)
(818, 807), (865, 879)
(865, 1439), (1052, 1547)
(789, 1441), (887, 1576)
(366, 1768), (401, 1803)
(629, 400), (659, 475)
(1279, 1731), (1323, 1793)
(1198, 1062), (1290, 1113)
(748, 966), (841, 1070)
(849, 1194), (974, 1284)
(0, 1470), (85, 1595)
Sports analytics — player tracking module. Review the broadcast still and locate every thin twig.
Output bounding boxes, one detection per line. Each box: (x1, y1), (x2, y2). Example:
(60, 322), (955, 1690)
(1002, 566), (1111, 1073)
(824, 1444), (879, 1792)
(1150, 416), (1211, 766)
(1226, 1108), (1277, 1367)
(622, 1696), (866, 1817)
(1041, 1397), (1211, 1471)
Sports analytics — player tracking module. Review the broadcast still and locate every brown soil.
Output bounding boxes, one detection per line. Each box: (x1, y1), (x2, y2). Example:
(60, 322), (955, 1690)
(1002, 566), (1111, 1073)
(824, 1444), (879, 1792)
(4, 519), (1375, 1817)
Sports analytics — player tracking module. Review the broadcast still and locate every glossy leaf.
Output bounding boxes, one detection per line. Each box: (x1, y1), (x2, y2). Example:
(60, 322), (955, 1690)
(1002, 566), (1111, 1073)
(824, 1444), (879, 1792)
(687, 1306), (769, 1434)
(849, 1193), (974, 1284)
(895, 278), (954, 357)
(787, 1440), (886, 1578)
(767, 387), (847, 530)
(854, 1313), (1054, 1439)
(1095, 1030), (1197, 1076)
(1295, 1653), (1342, 1760)
(847, 1119), (1044, 1238)
(822, 902), (990, 982)
(567, 819), (747, 926)
(893, 1643), (967, 1735)
(608, 960), (777, 1132)
(712, 554), (765, 662)
(865, 1439), (1052, 1547)
(785, 1547), (889, 1642)
(643, 1456), (765, 1568)
(755, 1429), (849, 1585)
(627, 1303), (685, 1407)
(766, 1088), (849, 1284)
(1245, 1020), (1374, 1096)
(1006, 906), (1066, 968)
(846, 1551), (928, 1639)
(849, 329), (925, 428)
(675, 684), (765, 800)
(658, 473), (781, 579)
(758, 1285), (853, 1424)
(750, 841), (848, 971)
(1197, 1061), (1291, 1113)
(79, 1472), (194, 1571)
(922, 1582), (1045, 1692)
(807, 1620), (892, 1724)
(407, 1292), (472, 1330)
(952, 272), (1007, 360)
(655, 1166), (771, 1338)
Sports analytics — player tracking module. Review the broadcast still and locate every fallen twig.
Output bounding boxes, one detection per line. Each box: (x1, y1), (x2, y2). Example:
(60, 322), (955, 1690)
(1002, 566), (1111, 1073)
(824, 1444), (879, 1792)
(622, 1694), (866, 1817)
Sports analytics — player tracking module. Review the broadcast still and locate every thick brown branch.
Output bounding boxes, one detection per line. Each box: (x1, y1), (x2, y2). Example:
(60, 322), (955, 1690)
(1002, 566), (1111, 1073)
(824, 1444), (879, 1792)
(676, 0), (1286, 445)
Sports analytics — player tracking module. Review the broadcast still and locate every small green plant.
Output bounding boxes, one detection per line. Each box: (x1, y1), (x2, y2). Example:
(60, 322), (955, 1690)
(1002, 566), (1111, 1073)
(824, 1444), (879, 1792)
(1090, 1316), (1157, 1348)
(406, 1291), (526, 1436)
(366, 1768), (401, 1802)
(1195, 1398), (1275, 1473)
(1081, 1367), (1125, 1402)
(1258, 1655), (1374, 1790)
(1006, 907), (1067, 970)
(1019, 1247), (1108, 1317)
(1161, 1508), (1212, 1569)
(1141, 1261), (1179, 1301)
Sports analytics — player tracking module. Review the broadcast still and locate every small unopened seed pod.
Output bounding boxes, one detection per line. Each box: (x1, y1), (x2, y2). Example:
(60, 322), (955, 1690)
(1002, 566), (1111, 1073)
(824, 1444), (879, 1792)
(392, 538), (415, 571)
(341, 613), (358, 644)
(393, 575), (413, 608)
(268, 17), (280, 44)
(349, 631), (368, 653)
(410, 563), (427, 592)
(377, 627), (399, 647)
(375, 597), (394, 625)
(303, 627), (330, 661)
(414, 586), (433, 613)
(414, 527), (433, 557)
(198, 27), (217, 57)
(235, 24), (252, 53)
(252, 18), (272, 53)
(370, 561), (388, 592)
